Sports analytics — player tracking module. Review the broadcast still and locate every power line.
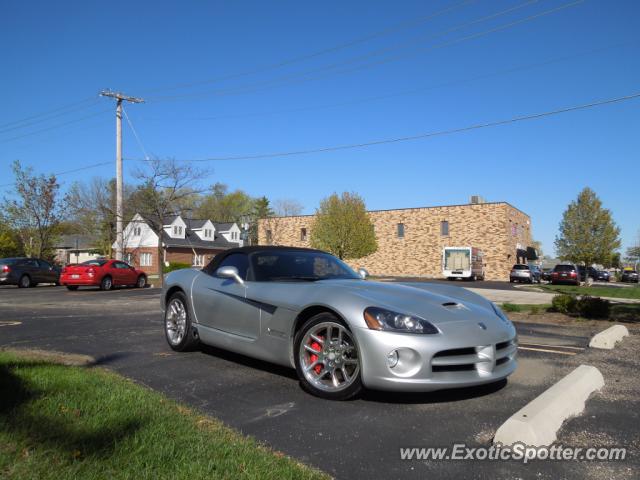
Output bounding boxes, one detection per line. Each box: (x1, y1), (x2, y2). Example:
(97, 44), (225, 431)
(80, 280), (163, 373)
(148, 0), (582, 102)
(0, 161), (112, 188)
(152, 41), (632, 122)
(0, 108), (112, 144)
(122, 106), (150, 160)
(0, 97), (97, 130)
(0, 99), (101, 135)
(126, 91), (640, 162)
(141, 0), (476, 95)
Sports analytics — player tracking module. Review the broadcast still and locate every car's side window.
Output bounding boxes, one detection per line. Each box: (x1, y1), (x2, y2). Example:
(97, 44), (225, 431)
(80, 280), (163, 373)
(39, 260), (52, 269)
(114, 262), (130, 269)
(216, 254), (249, 280)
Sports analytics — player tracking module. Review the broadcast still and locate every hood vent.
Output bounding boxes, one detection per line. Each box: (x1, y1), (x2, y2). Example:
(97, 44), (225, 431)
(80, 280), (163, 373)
(442, 301), (465, 310)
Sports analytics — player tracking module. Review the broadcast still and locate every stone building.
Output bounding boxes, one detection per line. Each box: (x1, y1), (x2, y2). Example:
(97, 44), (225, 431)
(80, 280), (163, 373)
(258, 199), (533, 281)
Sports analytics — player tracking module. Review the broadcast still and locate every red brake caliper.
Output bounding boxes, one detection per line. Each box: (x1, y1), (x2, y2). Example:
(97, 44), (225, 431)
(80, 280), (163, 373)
(309, 336), (323, 374)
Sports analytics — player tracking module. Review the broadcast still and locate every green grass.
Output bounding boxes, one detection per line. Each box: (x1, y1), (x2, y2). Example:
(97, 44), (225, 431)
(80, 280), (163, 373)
(0, 351), (327, 480)
(534, 284), (640, 300)
(501, 303), (551, 314)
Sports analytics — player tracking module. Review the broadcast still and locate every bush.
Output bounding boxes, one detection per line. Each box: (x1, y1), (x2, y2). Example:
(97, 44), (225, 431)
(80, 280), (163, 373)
(576, 296), (611, 319)
(163, 262), (192, 274)
(502, 303), (521, 313)
(551, 294), (578, 314)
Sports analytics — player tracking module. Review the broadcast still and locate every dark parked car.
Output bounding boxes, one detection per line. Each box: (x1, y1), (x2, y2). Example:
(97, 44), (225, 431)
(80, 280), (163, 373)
(621, 270), (639, 283)
(594, 270), (610, 282)
(541, 268), (553, 282)
(0, 257), (60, 288)
(550, 264), (581, 285)
(577, 266), (600, 282)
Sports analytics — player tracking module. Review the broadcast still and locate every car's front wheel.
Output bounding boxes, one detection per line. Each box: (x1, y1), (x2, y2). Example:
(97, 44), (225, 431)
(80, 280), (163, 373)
(165, 291), (200, 351)
(100, 276), (113, 291)
(135, 275), (146, 288)
(294, 313), (362, 400)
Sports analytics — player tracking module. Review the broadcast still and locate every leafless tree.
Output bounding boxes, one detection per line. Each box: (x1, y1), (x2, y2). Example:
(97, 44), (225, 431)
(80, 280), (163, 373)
(132, 159), (208, 285)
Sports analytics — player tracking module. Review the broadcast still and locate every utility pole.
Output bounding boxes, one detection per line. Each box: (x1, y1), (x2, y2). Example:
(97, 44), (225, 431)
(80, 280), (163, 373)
(100, 90), (144, 260)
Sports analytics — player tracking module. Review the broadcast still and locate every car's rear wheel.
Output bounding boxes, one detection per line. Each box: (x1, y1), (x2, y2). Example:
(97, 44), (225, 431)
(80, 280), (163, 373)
(100, 276), (113, 291)
(294, 313), (362, 400)
(165, 292), (200, 351)
(18, 275), (31, 288)
(66, 285), (78, 291)
(135, 275), (146, 288)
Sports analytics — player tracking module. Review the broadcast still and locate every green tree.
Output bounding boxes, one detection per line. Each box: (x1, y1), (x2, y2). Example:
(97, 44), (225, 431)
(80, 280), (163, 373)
(555, 187), (621, 268)
(625, 230), (640, 267)
(3, 160), (61, 259)
(249, 196), (274, 245)
(310, 192), (377, 260)
(196, 183), (254, 223)
(0, 219), (21, 257)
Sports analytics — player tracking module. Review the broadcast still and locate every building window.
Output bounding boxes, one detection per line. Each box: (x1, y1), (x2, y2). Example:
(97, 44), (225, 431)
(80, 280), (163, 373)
(440, 220), (449, 236)
(266, 230), (273, 244)
(397, 223), (404, 238)
(133, 226), (142, 236)
(204, 229), (212, 238)
(124, 253), (133, 264)
(140, 252), (152, 267)
(301, 228), (307, 241)
(193, 254), (205, 267)
(173, 226), (183, 236)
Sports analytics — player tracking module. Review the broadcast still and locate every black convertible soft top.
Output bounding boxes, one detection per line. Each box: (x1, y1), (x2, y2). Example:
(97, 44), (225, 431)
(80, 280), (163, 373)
(202, 245), (325, 275)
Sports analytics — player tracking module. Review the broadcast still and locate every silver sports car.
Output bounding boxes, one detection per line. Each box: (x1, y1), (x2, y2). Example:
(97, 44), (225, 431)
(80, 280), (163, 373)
(162, 246), (517, 400)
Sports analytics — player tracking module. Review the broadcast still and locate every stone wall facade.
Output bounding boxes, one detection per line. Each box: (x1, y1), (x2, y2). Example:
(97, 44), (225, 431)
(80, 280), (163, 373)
(258, 202), (532, 281)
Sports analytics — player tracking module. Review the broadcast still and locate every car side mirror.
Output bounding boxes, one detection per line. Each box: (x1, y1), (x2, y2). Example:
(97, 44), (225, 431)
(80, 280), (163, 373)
(217, 266), (244, 285)
(358, 267), (369, 280)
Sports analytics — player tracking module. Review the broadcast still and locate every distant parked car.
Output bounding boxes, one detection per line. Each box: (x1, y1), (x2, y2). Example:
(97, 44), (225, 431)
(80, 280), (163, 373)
(509, 264), (539, 283)
(0, 257), (60, 288)
(60, 259), (147, 291)
(621, 270), (639, 283)
(550, 264), (580, 285)
(577, 266), (600, 282)
(541, 268), (553, 282)
(594, 270), (610, 282)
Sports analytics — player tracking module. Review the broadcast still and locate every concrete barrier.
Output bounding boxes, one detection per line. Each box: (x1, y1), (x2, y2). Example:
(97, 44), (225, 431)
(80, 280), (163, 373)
(589, 324), (629, 350)
(493, 365), (604, 447)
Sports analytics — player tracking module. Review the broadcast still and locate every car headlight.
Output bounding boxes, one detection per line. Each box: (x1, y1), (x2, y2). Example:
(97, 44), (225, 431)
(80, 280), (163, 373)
(363, 307), (439, 334)
(491, 303), (512, 325)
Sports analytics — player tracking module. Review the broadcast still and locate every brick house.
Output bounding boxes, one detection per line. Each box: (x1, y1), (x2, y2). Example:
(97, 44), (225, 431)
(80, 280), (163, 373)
(258, 198), (534, 281)
(119, 213), (243, 274)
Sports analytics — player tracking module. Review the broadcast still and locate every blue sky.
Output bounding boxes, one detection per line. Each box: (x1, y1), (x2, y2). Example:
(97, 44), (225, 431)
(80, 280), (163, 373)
(2, 0), (639, 256)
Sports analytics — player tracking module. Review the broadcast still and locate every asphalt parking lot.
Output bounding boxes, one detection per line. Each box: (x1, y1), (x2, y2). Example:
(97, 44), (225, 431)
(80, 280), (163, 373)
(0, 285), (637, 479)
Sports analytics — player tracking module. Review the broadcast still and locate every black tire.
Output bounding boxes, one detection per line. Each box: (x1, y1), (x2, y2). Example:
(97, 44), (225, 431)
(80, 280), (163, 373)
(135, 275), (146, 288)
(294, 312), (362, 401)
(100, 276), (113, 291)
(66, 285), (79, 291)
(18, 275), (31, 288)
(164, 291), (200, 352)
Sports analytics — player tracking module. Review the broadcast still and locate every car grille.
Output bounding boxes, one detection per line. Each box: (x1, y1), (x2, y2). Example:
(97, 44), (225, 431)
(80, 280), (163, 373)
(430, 339), (517, 376)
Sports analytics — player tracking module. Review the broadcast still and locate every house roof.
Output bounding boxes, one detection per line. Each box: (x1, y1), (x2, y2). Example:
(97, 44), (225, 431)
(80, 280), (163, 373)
(214, 222), (235, 231)
(161, 230), (239, 250)
(55, 235), (99, 250)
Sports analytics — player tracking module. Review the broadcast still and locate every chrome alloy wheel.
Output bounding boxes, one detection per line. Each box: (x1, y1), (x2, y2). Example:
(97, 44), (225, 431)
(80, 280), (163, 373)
(166, 298), (187, 345)
(299, 322), (360, 393)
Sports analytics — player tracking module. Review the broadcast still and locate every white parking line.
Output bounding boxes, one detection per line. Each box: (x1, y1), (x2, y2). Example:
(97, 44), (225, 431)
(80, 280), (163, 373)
(518, 346), (577, 356)
(520, 342), (585, 351)
(0, 321), (22, 327)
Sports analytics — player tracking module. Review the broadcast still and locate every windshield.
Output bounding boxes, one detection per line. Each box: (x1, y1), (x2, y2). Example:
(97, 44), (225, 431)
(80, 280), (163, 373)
(512, 265), (529, 270)
(554, 265), (575, 272)
(250, 250), (360, 282)
(81, 259), (108, 266)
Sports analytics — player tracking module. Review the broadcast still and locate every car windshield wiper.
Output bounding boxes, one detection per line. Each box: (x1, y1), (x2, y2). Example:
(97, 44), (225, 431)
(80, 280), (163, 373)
(269, 276), (320, 282)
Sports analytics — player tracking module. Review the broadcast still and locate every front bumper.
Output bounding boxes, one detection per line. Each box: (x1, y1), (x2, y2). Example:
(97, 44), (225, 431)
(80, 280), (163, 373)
(352, 323), (517, 392)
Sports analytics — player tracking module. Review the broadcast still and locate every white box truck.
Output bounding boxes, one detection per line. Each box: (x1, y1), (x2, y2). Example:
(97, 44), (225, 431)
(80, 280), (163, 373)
(442, 246), (485, 281)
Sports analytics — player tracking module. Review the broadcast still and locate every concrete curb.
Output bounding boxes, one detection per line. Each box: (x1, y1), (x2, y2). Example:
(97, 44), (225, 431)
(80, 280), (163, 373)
(589, 324), (630, 349)
(493, 365), (604, 447)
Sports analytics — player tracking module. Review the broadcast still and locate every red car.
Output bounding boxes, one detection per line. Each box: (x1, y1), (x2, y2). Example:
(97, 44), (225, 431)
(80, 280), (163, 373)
(60, 259), (147, 291)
